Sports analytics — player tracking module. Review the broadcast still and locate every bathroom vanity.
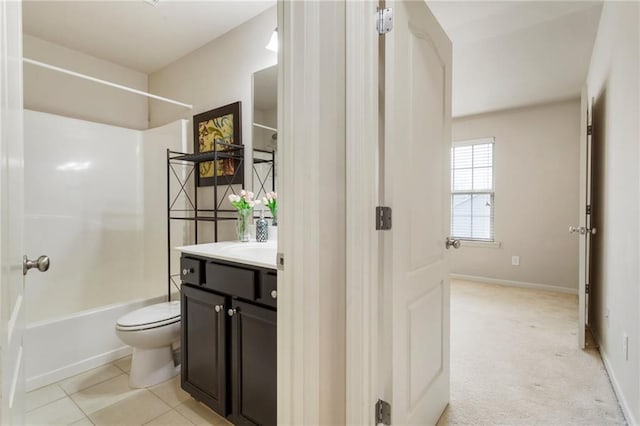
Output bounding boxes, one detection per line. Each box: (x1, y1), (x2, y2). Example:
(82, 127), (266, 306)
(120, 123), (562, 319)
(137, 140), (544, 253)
(176, 241), (277, 426)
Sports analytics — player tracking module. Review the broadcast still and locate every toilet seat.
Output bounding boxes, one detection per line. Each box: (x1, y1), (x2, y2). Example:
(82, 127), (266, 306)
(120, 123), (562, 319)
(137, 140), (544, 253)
(116, 301), (180, 331)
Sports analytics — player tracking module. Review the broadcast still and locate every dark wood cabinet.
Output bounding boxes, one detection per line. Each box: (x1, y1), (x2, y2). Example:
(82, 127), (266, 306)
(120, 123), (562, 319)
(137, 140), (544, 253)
(180, 254), (277, 425)
(181, 285), (228, 416)
(230, 301), (277, 426)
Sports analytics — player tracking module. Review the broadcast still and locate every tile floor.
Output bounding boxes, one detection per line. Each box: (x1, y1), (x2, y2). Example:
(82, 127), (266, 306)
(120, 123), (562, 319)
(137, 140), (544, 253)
(26, 356), (231, 426)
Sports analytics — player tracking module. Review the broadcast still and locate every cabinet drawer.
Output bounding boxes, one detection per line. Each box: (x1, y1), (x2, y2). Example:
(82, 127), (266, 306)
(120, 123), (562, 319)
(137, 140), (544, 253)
(259, 272), (277, 308)
(205, 262), (256, 300)
(180, 257), (202, 285)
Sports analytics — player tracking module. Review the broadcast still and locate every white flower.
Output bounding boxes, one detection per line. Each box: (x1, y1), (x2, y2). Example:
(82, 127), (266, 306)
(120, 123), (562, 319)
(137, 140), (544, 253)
(248, 191), (254, 200)
(262, 197), (268, 205)
(271, 192), (278, 200)
(240, 190), (247, 196)
(229, 194), (240, 202)
(248, 201), (255, 208)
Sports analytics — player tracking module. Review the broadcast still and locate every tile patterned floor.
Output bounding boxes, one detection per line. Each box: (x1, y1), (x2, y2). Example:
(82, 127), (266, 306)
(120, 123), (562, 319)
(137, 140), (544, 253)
(26, 356), (231, 426)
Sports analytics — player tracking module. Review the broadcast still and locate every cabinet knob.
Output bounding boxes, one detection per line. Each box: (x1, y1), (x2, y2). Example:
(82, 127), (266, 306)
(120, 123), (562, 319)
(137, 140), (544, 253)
(214, 305), (224, 313)
(182, 268), (193, 276)
(270, 290), (277, 299)
(228, 308), (237, 317)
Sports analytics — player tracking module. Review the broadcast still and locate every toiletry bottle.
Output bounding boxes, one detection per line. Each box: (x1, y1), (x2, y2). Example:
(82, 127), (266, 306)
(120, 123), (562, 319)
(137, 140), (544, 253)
(256, 209), (269, 242)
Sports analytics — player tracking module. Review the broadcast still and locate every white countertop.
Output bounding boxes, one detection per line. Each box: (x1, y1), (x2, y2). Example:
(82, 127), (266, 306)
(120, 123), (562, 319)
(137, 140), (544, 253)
(176, 241), (277, 270)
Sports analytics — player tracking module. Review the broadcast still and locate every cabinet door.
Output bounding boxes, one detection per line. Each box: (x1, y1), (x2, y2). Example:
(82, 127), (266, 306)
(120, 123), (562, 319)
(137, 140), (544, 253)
(181, 285), (228, 416)
(230, 301), (277, 426)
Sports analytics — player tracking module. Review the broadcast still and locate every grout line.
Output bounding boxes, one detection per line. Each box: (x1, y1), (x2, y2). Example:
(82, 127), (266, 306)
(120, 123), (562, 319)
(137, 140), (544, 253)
(67, 388), (95, 421)
(112, 357), (131, 374)
(74, 415), (96, 426)
(67, 373), (133, 418)
(142, 408), (195, 426)
(25, 386), (67, 413)
(59, 367), (125, 397)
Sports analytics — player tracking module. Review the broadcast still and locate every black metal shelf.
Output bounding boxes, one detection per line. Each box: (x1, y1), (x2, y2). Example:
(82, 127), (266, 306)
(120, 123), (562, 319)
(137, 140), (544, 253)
(167, 143), (276, 302)
(170, 148), (244, 164)
(252, 149), (276, 201)
(167, 142), (247, 302)
(169, 216), (237, 222)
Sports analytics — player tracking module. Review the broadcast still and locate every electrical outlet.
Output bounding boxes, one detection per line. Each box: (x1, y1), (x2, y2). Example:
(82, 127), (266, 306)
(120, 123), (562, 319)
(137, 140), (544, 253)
(511, 256), (520, 266)
(623, 333), (629, 361)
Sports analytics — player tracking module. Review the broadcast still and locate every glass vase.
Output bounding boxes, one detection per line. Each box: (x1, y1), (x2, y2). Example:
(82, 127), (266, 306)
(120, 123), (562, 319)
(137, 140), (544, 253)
(236, 209), (252, 242)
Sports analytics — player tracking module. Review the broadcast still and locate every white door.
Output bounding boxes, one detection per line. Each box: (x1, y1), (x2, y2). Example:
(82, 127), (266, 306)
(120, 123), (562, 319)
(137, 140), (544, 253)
(574, 85), (593, 349)
(0, 0), (26, 422)
(382, 0), (452, 424)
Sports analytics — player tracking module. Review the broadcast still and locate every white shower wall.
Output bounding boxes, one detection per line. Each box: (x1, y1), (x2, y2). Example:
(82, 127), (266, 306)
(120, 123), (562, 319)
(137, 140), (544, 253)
(24, 110), (187, 324)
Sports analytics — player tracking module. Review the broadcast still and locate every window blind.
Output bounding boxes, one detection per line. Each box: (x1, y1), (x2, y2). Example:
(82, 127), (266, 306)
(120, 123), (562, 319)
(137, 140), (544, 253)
(451, 139), (495, 241)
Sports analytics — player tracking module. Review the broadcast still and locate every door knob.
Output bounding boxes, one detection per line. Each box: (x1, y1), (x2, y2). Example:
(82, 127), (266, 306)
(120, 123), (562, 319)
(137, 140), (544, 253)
(569, 226), (597, 235)
(445, 237), (461, 250)
(23, 255), (50, 276)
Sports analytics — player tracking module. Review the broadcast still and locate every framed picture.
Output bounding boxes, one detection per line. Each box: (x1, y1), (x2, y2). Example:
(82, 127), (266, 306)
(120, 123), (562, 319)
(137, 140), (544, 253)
(193, 101), (243, 187)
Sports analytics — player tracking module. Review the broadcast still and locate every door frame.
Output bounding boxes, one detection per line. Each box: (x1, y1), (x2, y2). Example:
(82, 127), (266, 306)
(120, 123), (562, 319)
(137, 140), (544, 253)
(277, 1), (348, 424)
(577, 84), (589, 349)
(345, 1), (380, 424)
(0, 0), (26, 422)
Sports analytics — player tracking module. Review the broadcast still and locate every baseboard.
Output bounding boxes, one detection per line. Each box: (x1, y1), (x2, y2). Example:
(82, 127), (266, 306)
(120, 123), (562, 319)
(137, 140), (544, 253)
(450, 273), (578, 295)
(26, 346), (133, 392)
(599, 348), (637, 426)
(25, 295), (165, 392)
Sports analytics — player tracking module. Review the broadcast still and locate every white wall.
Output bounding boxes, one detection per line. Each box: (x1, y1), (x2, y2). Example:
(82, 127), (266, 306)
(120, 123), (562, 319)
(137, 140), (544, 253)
(585, 2), (640, 423)
(24, 111), (186, 324)
(147, 7), (277, 243)
(23, 35), (149, 130)
(148, 6), (277, 200)
(450, 100), (581, 292)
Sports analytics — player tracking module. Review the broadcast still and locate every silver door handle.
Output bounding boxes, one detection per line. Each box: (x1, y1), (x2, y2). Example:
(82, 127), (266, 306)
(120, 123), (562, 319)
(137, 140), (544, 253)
(23, 255), (50, 276)
(445, 237), (461, 249)
(569, 226), (597, 235)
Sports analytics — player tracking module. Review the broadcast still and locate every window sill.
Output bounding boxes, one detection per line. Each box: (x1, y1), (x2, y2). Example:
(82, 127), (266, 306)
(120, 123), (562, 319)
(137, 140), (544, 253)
(458, 240), (502, 249)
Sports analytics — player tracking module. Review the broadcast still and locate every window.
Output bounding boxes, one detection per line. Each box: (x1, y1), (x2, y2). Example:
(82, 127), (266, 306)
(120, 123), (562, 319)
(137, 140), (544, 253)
(451, 138), (494, 241)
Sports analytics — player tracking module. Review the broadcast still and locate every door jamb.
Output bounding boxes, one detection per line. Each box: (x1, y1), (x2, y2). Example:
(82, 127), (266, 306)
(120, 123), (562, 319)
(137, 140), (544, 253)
(345, 2), (380, 424)
(277, 1), (348, 424)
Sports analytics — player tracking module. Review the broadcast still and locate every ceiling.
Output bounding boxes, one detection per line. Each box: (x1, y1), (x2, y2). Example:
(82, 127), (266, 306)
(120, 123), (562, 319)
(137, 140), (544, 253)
(22, 0), (276, 74)
(426, 1), (603, 117)
(23, 1), (602, 116)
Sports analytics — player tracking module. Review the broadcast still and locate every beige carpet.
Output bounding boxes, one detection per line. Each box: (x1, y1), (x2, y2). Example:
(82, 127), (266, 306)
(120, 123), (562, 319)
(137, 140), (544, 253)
(437, 280), (625, 426)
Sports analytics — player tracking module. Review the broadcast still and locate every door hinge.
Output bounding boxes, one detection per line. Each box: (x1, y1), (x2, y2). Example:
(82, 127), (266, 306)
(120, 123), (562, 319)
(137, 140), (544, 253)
(376, 206), (392, 230)
(586, 283), (590, 294)
(277, 252), (284, 271)
(587, 124), (593, 135)
(375, 399), (391, 425)
(376, 8), (393, 35)
(586, 205), (592, 215)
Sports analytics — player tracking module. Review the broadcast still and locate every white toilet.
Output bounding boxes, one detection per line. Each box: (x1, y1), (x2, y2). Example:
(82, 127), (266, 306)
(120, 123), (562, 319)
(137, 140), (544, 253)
(115, 301), (181, 388)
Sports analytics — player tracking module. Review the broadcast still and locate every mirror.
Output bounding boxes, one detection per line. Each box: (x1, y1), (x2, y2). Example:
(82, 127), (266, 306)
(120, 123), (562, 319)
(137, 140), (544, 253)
(252, 65), (277, 200)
